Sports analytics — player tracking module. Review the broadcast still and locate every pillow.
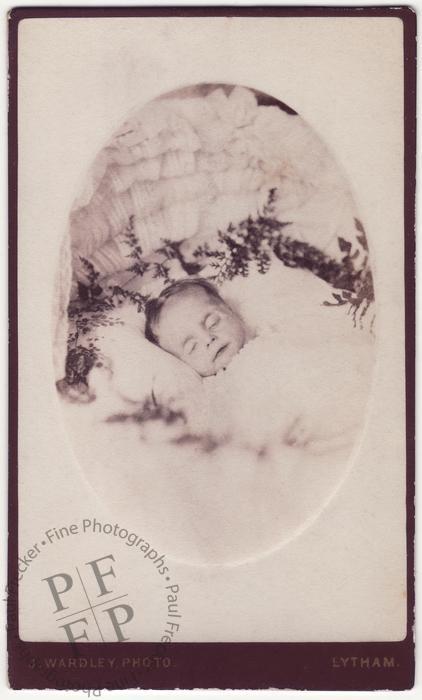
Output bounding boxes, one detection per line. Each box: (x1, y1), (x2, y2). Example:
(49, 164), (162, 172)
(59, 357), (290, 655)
(90, 302), (201, 405)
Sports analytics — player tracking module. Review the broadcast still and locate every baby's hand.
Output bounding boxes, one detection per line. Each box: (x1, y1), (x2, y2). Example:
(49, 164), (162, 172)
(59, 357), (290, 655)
(283, 416), (353, 456)
(283, 416), (313, 448)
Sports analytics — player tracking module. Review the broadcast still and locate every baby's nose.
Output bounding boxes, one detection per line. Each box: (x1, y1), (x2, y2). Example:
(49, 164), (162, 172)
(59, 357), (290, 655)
(206, 334), (216, 347)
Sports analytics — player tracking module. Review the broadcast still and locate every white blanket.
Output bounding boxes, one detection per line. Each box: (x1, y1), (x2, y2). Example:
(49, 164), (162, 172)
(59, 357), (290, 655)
(181, 326), (373, 453)
(61, 264), (374, 564)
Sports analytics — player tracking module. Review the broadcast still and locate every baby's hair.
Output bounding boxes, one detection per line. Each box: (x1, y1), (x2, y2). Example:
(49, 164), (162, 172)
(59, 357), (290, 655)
(144, 278), (223, 346)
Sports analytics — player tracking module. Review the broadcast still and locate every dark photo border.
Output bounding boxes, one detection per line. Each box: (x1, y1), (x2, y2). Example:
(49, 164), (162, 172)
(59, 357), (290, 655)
(8, 5), (416, 691)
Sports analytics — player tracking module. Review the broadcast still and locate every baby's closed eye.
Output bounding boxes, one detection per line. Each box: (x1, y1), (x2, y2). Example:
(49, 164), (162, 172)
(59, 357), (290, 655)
(205, 313), (220, 330)
(184, 339), (197, 355)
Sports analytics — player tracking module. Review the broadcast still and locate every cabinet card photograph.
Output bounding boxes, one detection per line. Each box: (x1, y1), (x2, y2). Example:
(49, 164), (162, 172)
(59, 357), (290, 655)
(8, 6), (415, 691)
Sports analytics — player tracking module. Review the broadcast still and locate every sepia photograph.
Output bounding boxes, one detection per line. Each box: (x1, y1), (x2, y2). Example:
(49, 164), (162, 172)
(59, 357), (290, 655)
(9, 7), (415, 691)
(57, 82), (376, 565)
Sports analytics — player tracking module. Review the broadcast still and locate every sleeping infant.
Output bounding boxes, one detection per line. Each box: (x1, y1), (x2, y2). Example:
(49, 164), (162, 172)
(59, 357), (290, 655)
(144, 277), (373, 453)
(144, 278), (248, 377)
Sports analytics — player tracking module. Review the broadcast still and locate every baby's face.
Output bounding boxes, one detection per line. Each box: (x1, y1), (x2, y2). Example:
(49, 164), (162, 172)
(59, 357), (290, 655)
(154, 287), (246, 377)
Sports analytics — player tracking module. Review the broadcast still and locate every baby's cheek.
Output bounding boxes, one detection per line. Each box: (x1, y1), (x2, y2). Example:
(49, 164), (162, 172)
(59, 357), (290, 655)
(184, 354), (204, 376)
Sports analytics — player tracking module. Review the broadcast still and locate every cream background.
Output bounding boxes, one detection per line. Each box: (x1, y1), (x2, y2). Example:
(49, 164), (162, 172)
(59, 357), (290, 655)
(17, 16), (406, 641)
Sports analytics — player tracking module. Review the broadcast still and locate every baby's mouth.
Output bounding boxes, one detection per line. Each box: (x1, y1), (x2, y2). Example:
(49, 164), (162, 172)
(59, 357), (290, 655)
(213, 343), (229, 362)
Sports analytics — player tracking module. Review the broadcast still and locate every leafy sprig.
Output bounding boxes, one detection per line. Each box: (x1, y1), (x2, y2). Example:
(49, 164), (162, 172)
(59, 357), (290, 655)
(64, 188), (374, 392)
